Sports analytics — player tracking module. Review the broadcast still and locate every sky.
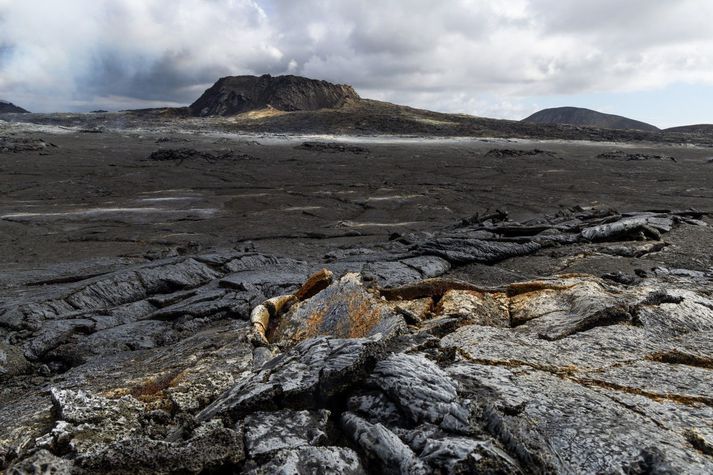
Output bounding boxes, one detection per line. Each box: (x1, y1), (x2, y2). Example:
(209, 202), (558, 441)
(1, 0), (713, 128)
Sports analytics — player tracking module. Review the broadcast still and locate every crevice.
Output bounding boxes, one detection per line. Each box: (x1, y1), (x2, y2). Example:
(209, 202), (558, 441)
(685, 430), (713, 457)
(646, 350), (713, 370)
(569, 377), (713, 407)
(26, 271), (112, 287)
(536, 306), (633, 341)
(639, 291), (685, 306)
(589, 389), (667, 431)
(380, 278), (500, 301)
(509, 308), (561, 328)
(455, 348), (578, 376)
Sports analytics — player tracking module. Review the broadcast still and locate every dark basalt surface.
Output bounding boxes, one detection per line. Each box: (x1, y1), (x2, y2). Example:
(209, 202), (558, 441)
(2, 115), (713, 473)
(0, 136), (56, 153)
(146, 148), (258, 163)
(597, 150), (677, 162)
(484, 148), (558, 159)
(189, 74), (360, 117)
(296, 141), (370, 154)
(2, 204), (712, 473)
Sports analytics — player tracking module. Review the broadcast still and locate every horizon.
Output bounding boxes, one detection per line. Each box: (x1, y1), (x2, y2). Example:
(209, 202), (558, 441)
(0, 82), (697, 131)
(2, 1), (713, 128)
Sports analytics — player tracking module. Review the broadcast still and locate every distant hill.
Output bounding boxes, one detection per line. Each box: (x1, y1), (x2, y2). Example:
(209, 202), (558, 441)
(664, 124), (713, 134)
(190, 74), (360, 117)
(12, 79), (713, 146)
(0, 100), (29, 113)
(522, 107), (659, 132)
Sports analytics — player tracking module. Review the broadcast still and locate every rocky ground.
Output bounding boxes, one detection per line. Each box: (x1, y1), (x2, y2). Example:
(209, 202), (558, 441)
(1, 116), (712, 473)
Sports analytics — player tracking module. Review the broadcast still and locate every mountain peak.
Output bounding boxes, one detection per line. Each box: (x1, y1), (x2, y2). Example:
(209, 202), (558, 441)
(522, 106), (659, 132)
(0, 100), (30, 113)
(189, 74), (360, 117)
(664, 124), (713, 134)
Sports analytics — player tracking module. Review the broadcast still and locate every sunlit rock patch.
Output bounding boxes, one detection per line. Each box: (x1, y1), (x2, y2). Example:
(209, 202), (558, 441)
(270, 273), (405, 345)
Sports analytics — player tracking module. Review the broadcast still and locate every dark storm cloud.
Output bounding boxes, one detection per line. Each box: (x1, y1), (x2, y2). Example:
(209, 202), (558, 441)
(0, 0), (712, 117)
(0, 0), (285, 111)
(84, 51), (228, 103)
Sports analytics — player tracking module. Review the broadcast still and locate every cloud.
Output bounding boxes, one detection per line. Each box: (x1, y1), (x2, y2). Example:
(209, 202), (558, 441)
(0, 0), (284, 111)
(0, 0), (712, 120)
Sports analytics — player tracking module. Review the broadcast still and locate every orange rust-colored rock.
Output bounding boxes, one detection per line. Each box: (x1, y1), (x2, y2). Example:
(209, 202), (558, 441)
(379, 278), (497, 301)
(508, 277), (621, 328)
(435, 290), (509, 327)
(388, 297), (433, 324)
(271, 273), (403, 345)
(294, 268), (334, 301)
(504, 274), (593, 297)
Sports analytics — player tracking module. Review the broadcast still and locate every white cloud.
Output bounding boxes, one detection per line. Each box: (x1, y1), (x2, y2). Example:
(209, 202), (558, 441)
(1, 0), (713, 119)
(0, 0), (281, 111)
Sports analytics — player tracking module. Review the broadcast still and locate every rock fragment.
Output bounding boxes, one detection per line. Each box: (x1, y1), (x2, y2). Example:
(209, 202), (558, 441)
(341, 412), (429, 475)
(297, 141), (369, 154)
(435, 290), (509, 327)
(0, 342), (32, 380)
(485, 148), (557, 159)
(244, 447), (365, 475)
(368, 354), (469, 430)
(147, 148), (257, 162)
(6, 450), (73, 475)
(416, 237), (542, 265)
(581, 215), (673, 241)
(419, 436), (521, 474)
(77, 427), (244, 474)
(243, 409), (329, 457)
(271, 273), (405, 345)
(598, 150), (677, 162)
(197, 336), (385, 421)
